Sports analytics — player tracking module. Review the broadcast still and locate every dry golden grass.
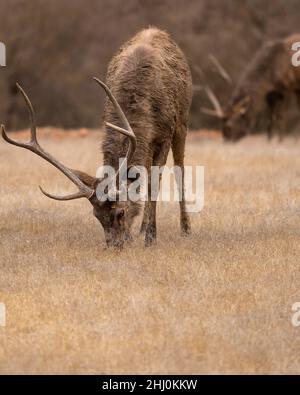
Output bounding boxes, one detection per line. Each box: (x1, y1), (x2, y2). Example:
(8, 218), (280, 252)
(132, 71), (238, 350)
(1, 129), (300, 374)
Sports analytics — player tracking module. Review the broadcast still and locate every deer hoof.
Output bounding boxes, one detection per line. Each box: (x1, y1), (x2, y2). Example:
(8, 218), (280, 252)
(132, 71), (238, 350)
(145, 226), (157, 247)
(181, 219), (191, 236)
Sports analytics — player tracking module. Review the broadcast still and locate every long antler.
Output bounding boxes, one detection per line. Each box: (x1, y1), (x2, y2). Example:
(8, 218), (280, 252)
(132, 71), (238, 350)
(1, 83), (94, 201)
(201, 85), (225, 118)
(93, 77), (137, 179)
(2, 80), (137, 200)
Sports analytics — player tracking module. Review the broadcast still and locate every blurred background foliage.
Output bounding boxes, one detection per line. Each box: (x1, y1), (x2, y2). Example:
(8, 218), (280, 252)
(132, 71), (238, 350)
(0, 0), (300, 131)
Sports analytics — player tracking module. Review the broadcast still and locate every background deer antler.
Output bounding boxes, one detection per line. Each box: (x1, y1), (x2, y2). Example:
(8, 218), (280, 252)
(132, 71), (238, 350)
(209, 54), (232, 84)
(201, 85), (225, 118)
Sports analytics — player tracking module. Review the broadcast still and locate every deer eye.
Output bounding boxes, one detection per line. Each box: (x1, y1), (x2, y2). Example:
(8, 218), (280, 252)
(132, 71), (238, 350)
(117, 209), (125, 219)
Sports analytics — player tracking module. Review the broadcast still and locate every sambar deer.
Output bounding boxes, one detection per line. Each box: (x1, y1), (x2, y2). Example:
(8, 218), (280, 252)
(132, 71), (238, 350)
(1, 28), (193, 249)
(202, 34), (300, 141)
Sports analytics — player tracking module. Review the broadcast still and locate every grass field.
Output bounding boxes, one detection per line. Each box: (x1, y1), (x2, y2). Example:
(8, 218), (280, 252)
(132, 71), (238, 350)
(1, 128), (300, 374)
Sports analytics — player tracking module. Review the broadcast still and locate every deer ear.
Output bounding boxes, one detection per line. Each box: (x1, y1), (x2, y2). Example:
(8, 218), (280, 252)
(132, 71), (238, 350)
(71, 169), (98, 189)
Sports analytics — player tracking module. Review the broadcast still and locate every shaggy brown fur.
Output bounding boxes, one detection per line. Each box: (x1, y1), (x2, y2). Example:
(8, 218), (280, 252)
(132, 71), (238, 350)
(94, 27), (193, 247)
(223, 33), (300, 141)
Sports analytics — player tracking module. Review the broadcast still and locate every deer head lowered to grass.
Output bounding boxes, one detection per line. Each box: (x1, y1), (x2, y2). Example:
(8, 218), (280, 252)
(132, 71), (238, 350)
(1, 28), (193, 249)
(201, 34), (300, 141)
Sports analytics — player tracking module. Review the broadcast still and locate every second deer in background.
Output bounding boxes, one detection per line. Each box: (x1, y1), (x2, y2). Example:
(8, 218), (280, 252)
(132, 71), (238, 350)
(202, 34), (300, 141)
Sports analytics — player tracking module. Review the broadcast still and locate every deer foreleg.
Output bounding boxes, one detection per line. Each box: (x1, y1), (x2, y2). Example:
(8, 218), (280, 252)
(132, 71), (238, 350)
(145, 141), (171, 247)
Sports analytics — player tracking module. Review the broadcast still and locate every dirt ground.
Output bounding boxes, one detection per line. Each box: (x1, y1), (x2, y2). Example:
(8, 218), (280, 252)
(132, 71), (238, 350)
(0, 128), (300, 374)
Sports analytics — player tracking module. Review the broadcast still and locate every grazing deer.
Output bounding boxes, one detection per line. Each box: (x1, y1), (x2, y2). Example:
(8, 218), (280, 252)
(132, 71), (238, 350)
(1, 28), (193, 249)
(202, 34), (300, 141)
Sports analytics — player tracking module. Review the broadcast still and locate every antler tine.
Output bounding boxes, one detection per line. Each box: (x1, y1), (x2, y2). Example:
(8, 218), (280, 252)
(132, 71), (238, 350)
(1, 123), (30, 149)
(209, 54), (232, 84)
(194, 65), (205, 79)
(1, 83), (94, 201)
(203, 85), (224, 118)
(200, 107), (223, 118)
(93, 77), (137, 173)
(39, 186), (89, 201)
(1, 82), (38, 149)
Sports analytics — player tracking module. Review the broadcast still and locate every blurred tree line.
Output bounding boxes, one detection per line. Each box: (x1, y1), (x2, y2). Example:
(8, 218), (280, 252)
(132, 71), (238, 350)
(0, 0), (300, 131)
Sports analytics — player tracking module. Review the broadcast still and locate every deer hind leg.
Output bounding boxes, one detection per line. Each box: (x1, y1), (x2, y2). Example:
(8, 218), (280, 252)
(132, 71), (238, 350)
(266, 94), (277, 140)
(266, 91), (285, 141)
(140, 200), (150, 234)
(145, 141), (171, 247)
(172, 126), (191, 236)
(268, 108), (286, 142)
(140, 160), (152, 234)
